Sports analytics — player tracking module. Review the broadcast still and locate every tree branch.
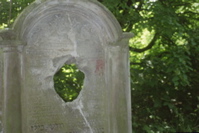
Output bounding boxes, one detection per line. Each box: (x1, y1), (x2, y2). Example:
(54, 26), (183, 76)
(129, 33), (158, 53)
(130, 62), (143, 65)
(97, 0), (103, 3)
(8, 0), (12, 27)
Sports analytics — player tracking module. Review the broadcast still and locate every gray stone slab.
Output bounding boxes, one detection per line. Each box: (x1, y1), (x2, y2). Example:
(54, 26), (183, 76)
(0, 0), (133, 133)
(0, 48), (3, 133)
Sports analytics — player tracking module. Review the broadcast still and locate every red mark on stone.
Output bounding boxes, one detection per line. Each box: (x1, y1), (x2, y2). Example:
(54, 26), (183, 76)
(95, 59), (105, 74)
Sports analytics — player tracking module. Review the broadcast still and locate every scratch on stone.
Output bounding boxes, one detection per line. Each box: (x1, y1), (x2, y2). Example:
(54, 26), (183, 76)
(67, 15), (78, 58)
(78, 101), (94, 133)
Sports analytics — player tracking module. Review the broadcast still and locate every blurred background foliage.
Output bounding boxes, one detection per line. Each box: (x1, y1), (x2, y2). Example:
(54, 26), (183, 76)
(1, 0), (199, 132)
(54, 64), (84, 102)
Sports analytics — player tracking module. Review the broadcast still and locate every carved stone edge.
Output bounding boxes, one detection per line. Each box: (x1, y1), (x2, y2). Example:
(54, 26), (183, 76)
(0, 29), (24, 53)
(110, 32), (134, 47)
(0, 29), (17, 40)
(13, 0), (123, 43)
(0, 47), (3, 133)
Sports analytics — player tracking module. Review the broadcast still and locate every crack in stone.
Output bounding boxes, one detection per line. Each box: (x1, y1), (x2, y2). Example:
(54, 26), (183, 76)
(77, 101), (94, 133)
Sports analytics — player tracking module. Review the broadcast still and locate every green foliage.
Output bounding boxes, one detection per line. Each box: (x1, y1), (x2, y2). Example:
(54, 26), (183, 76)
(53, 64), (84, 102)
(131, 45), (199, 132)
(1, 0), (199, 132)
(0, 0), (34, 28)
(101, 0), (199, 132)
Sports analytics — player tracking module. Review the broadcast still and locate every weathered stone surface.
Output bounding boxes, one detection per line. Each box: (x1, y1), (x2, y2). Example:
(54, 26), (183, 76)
(0, 0), (133, 133)
(0, 29), (23, 133)
(0, 47), (3, 133)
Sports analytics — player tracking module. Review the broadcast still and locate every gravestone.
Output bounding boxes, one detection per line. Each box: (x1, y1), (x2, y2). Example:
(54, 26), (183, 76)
(0, 40), (3, 133)
(0, 0), (133, 133)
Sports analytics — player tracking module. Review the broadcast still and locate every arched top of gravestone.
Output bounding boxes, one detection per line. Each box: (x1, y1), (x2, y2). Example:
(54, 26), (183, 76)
(13, 0), (123, 45)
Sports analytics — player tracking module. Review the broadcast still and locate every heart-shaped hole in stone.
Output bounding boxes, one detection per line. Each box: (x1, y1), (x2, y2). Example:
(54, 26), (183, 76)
(54, 64), (84, 102)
